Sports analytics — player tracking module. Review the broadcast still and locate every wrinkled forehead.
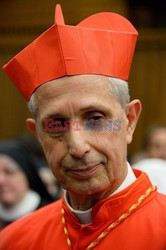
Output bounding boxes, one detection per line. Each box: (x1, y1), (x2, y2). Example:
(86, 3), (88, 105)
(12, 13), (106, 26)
(33, 74), (113, 111)
(36, 74), (110, 97)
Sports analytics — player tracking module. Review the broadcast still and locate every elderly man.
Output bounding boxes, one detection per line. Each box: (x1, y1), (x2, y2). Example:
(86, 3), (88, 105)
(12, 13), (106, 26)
(1, 4), (166, 250)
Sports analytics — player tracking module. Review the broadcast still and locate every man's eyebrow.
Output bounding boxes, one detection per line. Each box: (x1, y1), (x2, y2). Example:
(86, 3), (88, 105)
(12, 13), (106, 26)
(80, 104), (111, 113)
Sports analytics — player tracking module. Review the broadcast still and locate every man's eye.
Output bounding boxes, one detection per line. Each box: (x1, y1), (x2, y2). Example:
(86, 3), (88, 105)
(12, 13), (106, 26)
(87, 112), (104, 121)
(91, 115), (103, 120)
(85, 111), (105, 121)
(53, 120), (66, 128)
(43, 119), (71, 137)
(44, 119), (65, 129)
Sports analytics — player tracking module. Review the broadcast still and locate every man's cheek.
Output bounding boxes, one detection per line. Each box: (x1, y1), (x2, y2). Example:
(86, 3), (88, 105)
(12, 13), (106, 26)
(94, 133), (113, 152)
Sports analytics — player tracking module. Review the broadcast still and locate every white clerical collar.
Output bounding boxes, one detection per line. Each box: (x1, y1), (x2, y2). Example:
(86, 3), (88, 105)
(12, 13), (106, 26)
(112, 162), (136, 195)
(0, 190), (41, 221)
(64, 163), (136, 224)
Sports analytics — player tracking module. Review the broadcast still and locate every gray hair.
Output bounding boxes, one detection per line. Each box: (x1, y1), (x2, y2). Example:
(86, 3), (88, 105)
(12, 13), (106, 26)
(108, 77), (130, 110)
(28, 93), (37, 118)
(28, 76), (130, 118)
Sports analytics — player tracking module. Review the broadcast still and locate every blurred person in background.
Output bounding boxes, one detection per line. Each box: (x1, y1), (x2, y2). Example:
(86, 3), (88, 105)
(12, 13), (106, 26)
(144, 125), (166, 160)
(132, 158), (166, 195)
(130, 125), (166, 164)
(131, 125), (166, 195)
(0, 140), (54, 229)
(17, 134), (63, 200)
(39, 166), (62, 200)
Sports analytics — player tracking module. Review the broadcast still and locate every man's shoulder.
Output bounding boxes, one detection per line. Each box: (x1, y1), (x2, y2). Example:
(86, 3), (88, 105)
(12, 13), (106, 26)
(155, 191), (166, 206)
(0, 198), (62, 238)
(147, 191), (166, 221)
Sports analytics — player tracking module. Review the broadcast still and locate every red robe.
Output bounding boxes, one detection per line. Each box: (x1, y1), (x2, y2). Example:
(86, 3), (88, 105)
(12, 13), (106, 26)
(0, 169), (166, 250)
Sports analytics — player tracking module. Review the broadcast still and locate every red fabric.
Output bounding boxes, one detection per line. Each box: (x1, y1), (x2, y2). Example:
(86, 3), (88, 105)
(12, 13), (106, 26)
(1, 170), (166, 250)
(2, 4), (138, 101)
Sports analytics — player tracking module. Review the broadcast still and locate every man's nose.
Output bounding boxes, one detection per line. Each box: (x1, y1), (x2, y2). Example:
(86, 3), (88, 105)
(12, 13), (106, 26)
(67, 129), (91, 158)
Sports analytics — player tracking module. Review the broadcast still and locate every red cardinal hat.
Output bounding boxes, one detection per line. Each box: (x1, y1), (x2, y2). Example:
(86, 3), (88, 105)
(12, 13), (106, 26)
(3, 4), (138, 101)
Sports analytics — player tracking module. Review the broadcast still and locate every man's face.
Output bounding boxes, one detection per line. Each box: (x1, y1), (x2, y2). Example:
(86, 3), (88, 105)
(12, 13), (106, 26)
(31, 75), (137, 197)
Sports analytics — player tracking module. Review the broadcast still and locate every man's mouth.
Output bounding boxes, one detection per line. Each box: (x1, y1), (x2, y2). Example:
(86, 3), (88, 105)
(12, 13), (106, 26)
(67, 163), (101, 179)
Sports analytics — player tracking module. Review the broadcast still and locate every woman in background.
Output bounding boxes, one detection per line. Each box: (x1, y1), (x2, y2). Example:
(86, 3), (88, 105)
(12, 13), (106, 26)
(0, 140), (54, 229)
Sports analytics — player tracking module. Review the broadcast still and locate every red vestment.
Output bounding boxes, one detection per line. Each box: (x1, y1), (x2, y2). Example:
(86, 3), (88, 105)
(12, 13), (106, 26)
(0, 170), (166, 250)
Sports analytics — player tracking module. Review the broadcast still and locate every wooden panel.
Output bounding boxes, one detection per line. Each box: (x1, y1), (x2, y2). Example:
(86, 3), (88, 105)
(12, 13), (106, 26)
(128, 29), (166, 155)
(0, 0), (127, 28)
(0, 55), (31, 139)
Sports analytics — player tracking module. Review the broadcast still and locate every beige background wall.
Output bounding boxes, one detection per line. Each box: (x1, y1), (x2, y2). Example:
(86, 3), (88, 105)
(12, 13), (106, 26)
(0, 0), (166, 156)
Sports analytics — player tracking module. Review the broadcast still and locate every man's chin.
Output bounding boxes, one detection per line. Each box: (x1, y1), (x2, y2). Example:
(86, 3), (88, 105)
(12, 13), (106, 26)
(65, 180), (108, 197)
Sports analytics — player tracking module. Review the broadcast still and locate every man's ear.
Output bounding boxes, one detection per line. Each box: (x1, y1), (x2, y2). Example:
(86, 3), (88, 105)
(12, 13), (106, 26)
(26, 118), (38, 139)
(125, 100), (142, 144)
